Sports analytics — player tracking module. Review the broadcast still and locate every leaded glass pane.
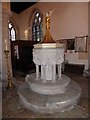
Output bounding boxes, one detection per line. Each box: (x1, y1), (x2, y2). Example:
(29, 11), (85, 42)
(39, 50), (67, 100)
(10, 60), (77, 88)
(32, 11), (43, 42)
(8, 21), (16, 41)
(9, 23), (12, 28)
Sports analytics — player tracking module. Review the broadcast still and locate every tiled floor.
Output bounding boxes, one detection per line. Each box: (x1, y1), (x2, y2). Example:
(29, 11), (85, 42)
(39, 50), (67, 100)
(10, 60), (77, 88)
(2, 71), (89, 118)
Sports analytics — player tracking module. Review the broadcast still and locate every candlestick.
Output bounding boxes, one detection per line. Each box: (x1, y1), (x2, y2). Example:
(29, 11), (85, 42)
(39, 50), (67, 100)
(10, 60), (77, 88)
(4, 50), (15, 89)
(4, 39), (8, 51)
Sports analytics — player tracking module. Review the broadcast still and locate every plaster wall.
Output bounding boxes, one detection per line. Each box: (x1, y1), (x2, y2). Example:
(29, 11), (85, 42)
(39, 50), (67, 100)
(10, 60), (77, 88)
(18, 2), (88, 40)
(2, 2), (10, 11)
(17, 2), (88, 69)
(10, 12), (20, 40)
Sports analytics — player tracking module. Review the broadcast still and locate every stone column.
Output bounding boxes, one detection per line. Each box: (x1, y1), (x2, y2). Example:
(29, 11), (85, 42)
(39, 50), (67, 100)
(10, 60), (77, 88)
(45, 65), (53, 80)
(2, 8), (12, 87)
(41, 65), (46, 83)
(41, 65), (44, 79)
(36, 65), (39, 80)
(58, 64), (61, 78)
(52, 65), (56, 82)
(0, 2), (2, 82)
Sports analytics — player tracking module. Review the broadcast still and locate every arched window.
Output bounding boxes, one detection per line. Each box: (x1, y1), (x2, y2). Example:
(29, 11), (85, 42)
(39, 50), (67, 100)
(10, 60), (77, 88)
(32, 11), (43, 42)
(8, 21), (16, 41)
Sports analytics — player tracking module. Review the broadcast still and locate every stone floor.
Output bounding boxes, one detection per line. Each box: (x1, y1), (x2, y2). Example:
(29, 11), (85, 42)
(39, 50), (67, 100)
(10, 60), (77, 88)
(0, 82), (2, 120)
(2, 71), (89, 118)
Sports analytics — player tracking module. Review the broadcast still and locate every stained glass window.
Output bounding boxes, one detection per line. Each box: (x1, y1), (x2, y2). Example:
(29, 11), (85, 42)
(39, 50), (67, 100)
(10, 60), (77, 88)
(8, 21), (16, 41)
(32, 11), (43, 42)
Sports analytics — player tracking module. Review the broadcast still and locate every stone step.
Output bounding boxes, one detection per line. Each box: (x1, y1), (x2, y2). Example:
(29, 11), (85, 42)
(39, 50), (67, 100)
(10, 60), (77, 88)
(18, 79), (81, 113)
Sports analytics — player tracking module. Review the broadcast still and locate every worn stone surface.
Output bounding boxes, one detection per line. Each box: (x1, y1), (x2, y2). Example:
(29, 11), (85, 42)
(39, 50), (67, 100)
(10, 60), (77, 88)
(26, 73), (70, 94)
(18, 75), (81, 113)
(2, 72), (89, 118)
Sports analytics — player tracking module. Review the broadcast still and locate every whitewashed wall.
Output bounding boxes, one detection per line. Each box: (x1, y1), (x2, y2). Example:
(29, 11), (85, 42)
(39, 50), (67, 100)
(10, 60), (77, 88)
(18, 2), (88, 40)
(11, 2), (89, 69)
(10, 12), (20, 40)
(16, 2), (88, 69)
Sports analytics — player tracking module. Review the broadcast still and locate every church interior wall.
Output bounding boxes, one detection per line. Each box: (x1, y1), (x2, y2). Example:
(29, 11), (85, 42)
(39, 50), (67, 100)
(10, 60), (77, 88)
(2, 2), (89, 80)
(17, 2), (88, 40)
(10, 12), (20, 40)
(12, 2), (88, 70)
(2, 2), (10, 12)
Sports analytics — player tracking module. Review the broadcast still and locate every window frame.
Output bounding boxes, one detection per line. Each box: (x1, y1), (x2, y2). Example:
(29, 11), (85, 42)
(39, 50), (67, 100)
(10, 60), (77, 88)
(32, 10), (43, 42)
(8, 21), (16, 41)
